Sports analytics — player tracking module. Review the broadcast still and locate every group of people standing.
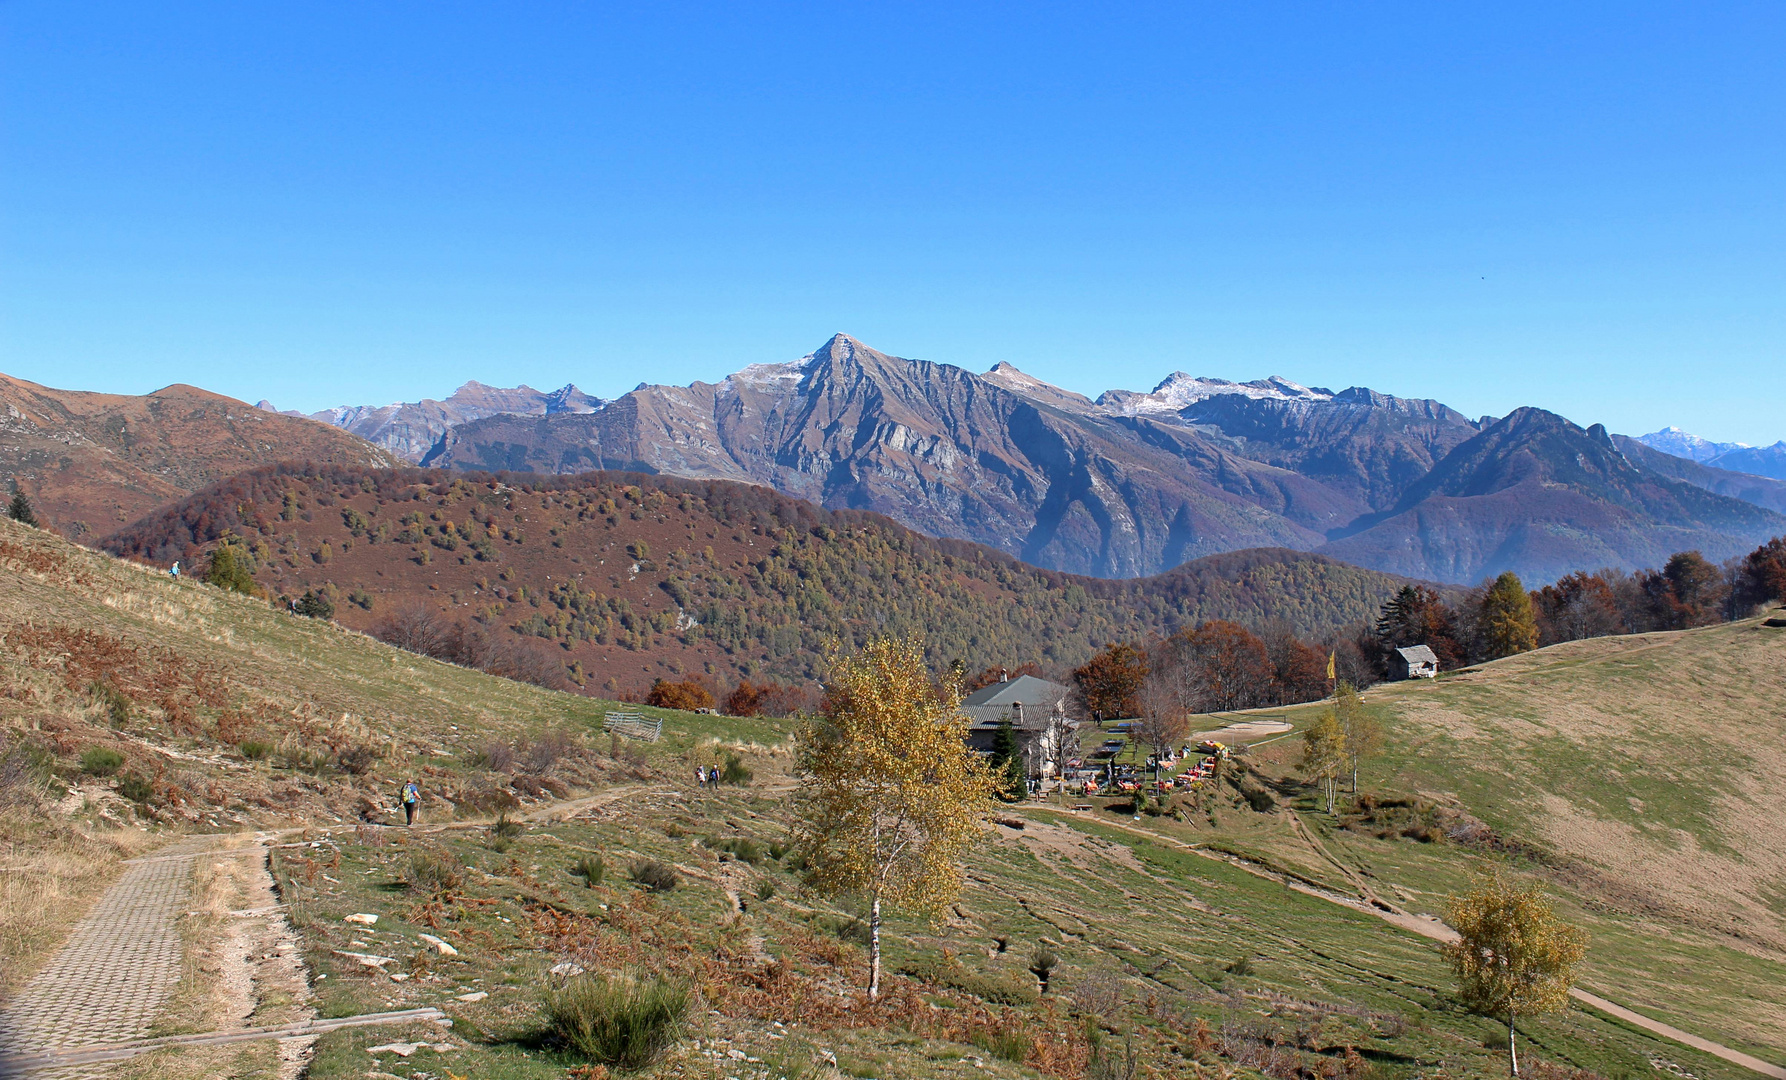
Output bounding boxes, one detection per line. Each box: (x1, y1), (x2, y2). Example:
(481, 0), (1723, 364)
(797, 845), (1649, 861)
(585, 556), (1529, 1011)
(693, 763), (723, 788)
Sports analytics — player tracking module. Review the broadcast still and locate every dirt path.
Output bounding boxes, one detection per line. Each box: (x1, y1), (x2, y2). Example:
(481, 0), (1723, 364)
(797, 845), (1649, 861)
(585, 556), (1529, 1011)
(1027, 807), (1786, 1080)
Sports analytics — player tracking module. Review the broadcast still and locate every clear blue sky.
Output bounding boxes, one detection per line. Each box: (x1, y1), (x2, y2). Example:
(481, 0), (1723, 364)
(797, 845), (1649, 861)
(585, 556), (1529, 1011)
(3, 3), (1781, 443)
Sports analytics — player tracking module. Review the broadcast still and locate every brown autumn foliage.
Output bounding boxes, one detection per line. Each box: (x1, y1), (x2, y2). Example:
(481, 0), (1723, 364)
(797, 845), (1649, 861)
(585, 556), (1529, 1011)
(722, 679), (813, 717)
(645, 678), (713, 712)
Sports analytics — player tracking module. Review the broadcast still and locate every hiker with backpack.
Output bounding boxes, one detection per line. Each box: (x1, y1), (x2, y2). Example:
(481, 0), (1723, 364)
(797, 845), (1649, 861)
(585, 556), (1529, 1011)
(400, 779), (420, 826)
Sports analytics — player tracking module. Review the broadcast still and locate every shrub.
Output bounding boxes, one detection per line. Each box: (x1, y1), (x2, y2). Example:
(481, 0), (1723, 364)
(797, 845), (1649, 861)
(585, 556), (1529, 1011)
(572, 854), (605, 886)
(720, 752), (752, 786)
(629, 859), (678, 892)
(405, 849), (464, 892)
(491, 812), (524, 839)
(645, 678), (712, 712)
(473, 740), (515, 772)
(294, 589), (335, 618)
(767, 840), (790, 861)
(89, 681), (132, 727)
(1242, 786), (1276, 813)
(116, 772), (153, 803)
(205, 543), (261, 596)
(1226, 954), (1254, 977)
(754, 880), (776, 902)
(1028, 948), (1059, 994)
(541, 972), (688, 1069)
(970, 1028), (1032, 1064)
(335, 744), (379, 775)
(704, 836), (762, 864)
(80, 746), (125, 777)
(239, 739), (273, 761)
(0, 738), (54, 807)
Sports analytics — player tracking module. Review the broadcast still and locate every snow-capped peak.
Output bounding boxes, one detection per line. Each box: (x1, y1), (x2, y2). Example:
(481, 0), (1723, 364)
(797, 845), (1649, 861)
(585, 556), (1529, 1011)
(1636, 426), (1750, 463)
(1097, 374), (1333, 416)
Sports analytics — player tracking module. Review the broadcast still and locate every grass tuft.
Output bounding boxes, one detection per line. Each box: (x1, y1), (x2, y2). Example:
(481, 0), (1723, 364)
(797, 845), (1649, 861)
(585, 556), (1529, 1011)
(541, 971), (688, 1069)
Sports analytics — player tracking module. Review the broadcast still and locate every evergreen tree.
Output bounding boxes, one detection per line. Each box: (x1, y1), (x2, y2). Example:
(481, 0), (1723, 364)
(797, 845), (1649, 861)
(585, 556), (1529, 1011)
(987, 718), (1026, 800)
(7, 490), (38, 527)
(1478, 572), (1538, 660)
(205, 544), (261, 597)
(294, 589), (335, 619)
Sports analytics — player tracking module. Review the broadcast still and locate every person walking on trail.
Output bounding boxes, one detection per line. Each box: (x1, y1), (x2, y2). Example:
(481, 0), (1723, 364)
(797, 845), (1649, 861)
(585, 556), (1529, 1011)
(401, 779), (420, 826)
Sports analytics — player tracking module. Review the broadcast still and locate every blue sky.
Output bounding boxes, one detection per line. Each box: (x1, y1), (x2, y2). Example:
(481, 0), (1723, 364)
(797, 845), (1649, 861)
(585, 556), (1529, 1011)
(3, 3), (1782, 443)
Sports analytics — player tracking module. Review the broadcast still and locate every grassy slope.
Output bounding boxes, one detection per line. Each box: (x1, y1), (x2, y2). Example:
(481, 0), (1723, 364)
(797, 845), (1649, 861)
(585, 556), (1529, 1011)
(1226, 620), (1786, 1061)
(0, 514), (699, 994)
(6, 515), (1783, 1079)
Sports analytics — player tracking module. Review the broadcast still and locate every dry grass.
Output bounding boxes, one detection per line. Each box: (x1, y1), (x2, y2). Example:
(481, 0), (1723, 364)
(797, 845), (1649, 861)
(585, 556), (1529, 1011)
(0, 809), (158, 1000)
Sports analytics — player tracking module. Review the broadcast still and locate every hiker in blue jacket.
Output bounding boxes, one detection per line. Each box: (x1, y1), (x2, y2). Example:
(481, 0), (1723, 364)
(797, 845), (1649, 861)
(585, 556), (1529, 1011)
(401, 780), (421, 826)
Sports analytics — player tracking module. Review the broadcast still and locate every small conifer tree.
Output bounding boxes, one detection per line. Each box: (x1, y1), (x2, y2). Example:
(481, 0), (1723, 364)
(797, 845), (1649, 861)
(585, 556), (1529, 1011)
(987, 719), (1026, 800)
(7, 490), (38, 527)
(205, 544), (261, 597)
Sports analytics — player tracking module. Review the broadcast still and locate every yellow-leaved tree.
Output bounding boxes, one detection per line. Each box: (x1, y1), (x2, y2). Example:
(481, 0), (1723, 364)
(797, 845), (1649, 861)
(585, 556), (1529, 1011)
(1446, 871), (1588, 1077)
(1299, 710), (1347, 814)
(795, 636), (999, 997)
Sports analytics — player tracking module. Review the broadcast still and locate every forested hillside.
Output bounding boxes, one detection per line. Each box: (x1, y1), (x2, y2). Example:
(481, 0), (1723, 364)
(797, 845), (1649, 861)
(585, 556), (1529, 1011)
(104, 464), (1423, 694)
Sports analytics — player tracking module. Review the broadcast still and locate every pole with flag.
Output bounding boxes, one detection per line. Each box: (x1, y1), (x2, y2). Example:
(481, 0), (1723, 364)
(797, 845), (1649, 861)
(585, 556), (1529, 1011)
(1326, 650), (1337, 697)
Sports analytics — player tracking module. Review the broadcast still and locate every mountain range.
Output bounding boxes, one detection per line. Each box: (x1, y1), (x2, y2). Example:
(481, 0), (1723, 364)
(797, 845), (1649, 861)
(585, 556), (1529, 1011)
(1637, 426), (1786, 480)
(0, 373), (397, 538)
(385, 334), (1785, 583)
(258, 380), (607, 460)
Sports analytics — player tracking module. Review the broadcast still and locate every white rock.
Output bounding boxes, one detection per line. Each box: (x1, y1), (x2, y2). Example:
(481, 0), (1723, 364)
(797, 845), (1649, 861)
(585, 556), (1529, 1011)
(549, 961), (584, 977)
(454, 991), (488, 1002)
(418, 932), (459, 956)
(389, 972), (411, 982)
(367, 1042), (422, 1056)
(333, 950), (395, 968)
(344, 912), (379, 925)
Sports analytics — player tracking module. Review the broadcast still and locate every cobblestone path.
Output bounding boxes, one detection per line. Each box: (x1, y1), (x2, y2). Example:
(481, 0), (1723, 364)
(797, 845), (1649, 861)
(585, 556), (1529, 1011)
(0, 837), (213, 1078)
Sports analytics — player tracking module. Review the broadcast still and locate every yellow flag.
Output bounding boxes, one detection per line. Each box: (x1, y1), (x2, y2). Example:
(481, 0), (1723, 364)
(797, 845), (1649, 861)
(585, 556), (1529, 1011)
(1326, 651), (1337, 681)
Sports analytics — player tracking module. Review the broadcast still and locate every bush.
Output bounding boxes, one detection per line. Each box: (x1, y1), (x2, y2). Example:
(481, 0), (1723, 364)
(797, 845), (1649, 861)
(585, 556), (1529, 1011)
(970, 1028), (1032, 1063)
(1242, 786), (1276, 813)
(645, 678), (713, 712)
(335, 744), (379, 775)
(239, 739), (273, 761)
(703, 836), (762, 864)
(205, 544), (261, 597)
(541, 972), (688, 1069)
(405, 849), (464, 893)
(0, 738), (54, 807)
(720, 752), (752, 786)
(491, 811), (524, 839)
(629, 859), (678, 892)
(80, 746), (125, 777)
(116, 772), (153, 803)
(89, 681), (132, 727)
(473, 740), (515, 772)
(294, 589), (335, 619)
(572, 854), (605, 886)
(754, 880), (776, 901)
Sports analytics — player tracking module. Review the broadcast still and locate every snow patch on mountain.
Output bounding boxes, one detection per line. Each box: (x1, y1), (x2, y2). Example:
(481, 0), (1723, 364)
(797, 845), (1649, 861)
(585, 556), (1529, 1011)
(1096, 374), (1333, 417)
(1636, 427), (1750, 463)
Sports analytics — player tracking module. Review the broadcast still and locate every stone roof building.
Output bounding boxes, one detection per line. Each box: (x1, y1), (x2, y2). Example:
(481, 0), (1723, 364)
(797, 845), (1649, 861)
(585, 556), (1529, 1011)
(959, 675), (1072, 777)
(1389, 645), (1439, 680)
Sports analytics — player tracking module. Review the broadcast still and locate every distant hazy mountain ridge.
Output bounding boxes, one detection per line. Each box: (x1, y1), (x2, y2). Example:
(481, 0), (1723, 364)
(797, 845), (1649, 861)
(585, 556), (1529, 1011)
(1638, 426), (1786, 482)
(259, 380), (607, 461)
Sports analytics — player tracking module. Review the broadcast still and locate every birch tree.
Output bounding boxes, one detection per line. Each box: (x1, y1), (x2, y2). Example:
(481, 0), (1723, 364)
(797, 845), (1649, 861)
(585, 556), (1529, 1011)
(795, 637), (999, 997)
(1299, 710), (1347, 814)
(1446, 872), (1588, 1077)
(1332, 681), (1382, 794)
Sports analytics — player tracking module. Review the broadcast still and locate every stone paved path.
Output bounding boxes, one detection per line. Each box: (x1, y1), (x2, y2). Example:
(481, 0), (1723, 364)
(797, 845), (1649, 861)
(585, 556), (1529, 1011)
(0, 837), (214, 1078)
